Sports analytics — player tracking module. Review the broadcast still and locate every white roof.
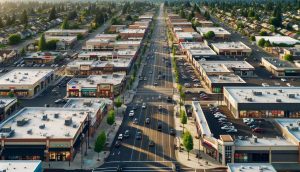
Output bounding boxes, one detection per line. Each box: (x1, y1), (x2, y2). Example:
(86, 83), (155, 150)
(114, 40), (141, 45)
(197, 61), (254, 73)
(227, 163), (277, 172)
(0, 160), (41, 172)
(176, 32), (201, 39)
(211, 42), (251, 50)
(188, 48), (217, 56)
(67, 60), (94, 68)
(180, 42), (210, 50)
(255, 36), (300, 45)
(95, 34), (118, 39)
(68, 73), (126, 87)
(196, 27), (231, 35)
(119, 29), (145, 34)
(0, 98), (16, 108)
(79, 50), (137, 58)
(275, 118), (300, 143)
(24, 52), (61, 60)
(192, 101), (212, 137)
(224, 86), (300, 103)
(172, 22), (192, 25)
(0, 107), (89, 139)
(208, 75), (246, 84)
(86, 38), (111, 44)
(0, 69), (53, 86)
(67, 59), (132, 68)
(35, 36), (77, 42)
(234, 136), (294, 147)
(45, 29), (88, 33)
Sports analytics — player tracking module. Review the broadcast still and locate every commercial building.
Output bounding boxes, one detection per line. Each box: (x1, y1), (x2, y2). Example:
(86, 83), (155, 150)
(114, 40), (141, 50)
(84, 39), (113, 51)
(0, 50), (17, 64)
(35, 36), (77, 50)
(0, 107), (91, 161)
(192, 101), (300, 166)
(196, 27), (231, 39)
(198, 20), (214, 27)
(179, 42), (211, 54)
(186, 47), (217, 64)
(24, 52), (62, 64)
(65, 59), (132, 75)
(211, 42), (252, 56)
(119, 29), (145, 39)
(0, 98), (17, 122)
(280, 46), (300, 60)
(45, 29), (88, 37)
(255, 36), (300, 46)
(206, 75), (247, 93)
(109, 25), (126, 33)
(95, 34), (118, 41)
(0, 69), (55, 98)
(63, 98), (111, 136)
(67, 72), (126, 98)
(261, 57), (300, 77)
(171, 22), (192, 28)
(77, 50), (137, 61)
(175, 32), (202, 43)
(227, 163), (277, 172)
(0, 160), (42, 172)
(224, 86), (300, 118)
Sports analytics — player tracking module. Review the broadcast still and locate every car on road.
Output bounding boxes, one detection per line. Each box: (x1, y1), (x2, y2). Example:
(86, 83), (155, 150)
(148, 140), (155, 147)
(157, 122), (162, 131)
(184, 83), (191, 88)
(129, 110), (134, 117)
(153, 82), (158, 86)
(281, 78), (287, 82)
(184, 90), (192, 94)
(167, 96), (172, 102)
(142, 103), (146, 109)
(159, 105), (162, 110)
(145, 118), (150, 124)
(118, 134), (123, 140)
(132, 106), (138, 110)
(133, 118), (138, 124)
(170, 129), (176, 136)
(226, 128), (237, 133)
(115, 140), (121, 148)
(136, 131), (142, 140)
(261, 83), (270, 87)
(192, 97), (198, 101)
(252, 127), (264, 133)
(149, 71), (153, 74)
(54, 99), (66, 104)
(124, 130), (130, 138)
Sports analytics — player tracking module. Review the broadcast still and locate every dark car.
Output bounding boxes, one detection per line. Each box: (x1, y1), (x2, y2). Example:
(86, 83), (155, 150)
(252, 127), (264, 133)
(124, 130), (130, 138)
(167, 96), (172, 102)
(136, 131), (142, 140)
(157, 122), (162, 131)
(145, 118), (150, 124)
(170, 129), (176, 136)
(115, 140), (121, 148)
(149, 140), (155, 147)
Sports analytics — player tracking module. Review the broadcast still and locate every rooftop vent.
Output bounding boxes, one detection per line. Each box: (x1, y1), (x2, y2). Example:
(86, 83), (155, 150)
(65, 117), (72, 126)
(246, 97), (253, 102)
(17, 118), (29, 126)
(54, 113), (59, 118)
(42, 114), (48, 121)
(27, 129), (32, 134)
(253, 91), (262, 96)
(288, 94), (295, 98)
(39, 124), (45, 129)
(73, 124), (77, 128)
(276, 99), (282, 102)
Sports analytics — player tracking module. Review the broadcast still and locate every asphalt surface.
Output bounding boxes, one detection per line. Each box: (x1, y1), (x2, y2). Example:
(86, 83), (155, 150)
(95, 4), (191, 172)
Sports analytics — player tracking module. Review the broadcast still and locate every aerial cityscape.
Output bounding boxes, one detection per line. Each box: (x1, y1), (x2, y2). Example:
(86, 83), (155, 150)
(0, 0), (299, 172)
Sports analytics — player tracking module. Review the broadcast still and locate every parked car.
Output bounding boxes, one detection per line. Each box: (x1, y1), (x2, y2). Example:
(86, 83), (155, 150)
(142, 103), (146, 109)
(115, 140), (121, 148)
(145, 118), (150, 124)
(129, 110), (134, 117)
(136, 131), (142, 140)
(124, 130), (130, 138)
(148, 140), (155, 147)
(118, 134), (123, 140)
(226, 128), (237, 133)
(170, 129), (176, 136)
(252, 127), (264, 133)
(133, 118), (138, 124)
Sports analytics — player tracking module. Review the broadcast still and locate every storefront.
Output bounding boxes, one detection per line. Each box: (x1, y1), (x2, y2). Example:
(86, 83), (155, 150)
(202, 141), (217, 160)
(68, 89), (80, 97)
(49, 149), (71, 161)
(81, 88), (97, 97)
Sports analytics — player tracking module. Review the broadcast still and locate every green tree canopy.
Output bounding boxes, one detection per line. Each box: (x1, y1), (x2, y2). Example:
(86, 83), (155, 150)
(21, 10), (28, 26)
(182, 131), (193, 160)
(204, 31), (215, 39)
(49, 7), (57, 21)
(38, 34), (47, 51)
(258, 38), (266, 47)
(8, 34), (21, 45)
(46, 40), (59, 50)
(259, 31), (268, 36)
(94, 131), (107, 160)
(180, 110), (187, 133)
(107, 110), (115, 125)
(61, 18), (70, 29)
(283, 54), (293, 61)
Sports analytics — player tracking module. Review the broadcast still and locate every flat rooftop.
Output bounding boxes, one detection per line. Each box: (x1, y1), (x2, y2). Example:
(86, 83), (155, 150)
(86, 38), (111, 44)
(197, 61), (254, 73)
(188, 48), (217, 56)
(0, 98), (16, 108)
(68, 72), (126, 87)
(67, 59), (132, 68)
(208, 75), (246, 84)
(78, 50), (136, 57)
(275, 118), (300, 143)
(211, 42), (251, 50)
(255, 36), (300, 45)
(95, 34), (118, 38)
(45, 29), (88, 33)
(67, 60), (94, 68)
(114, 40), (141, 45)
(224, 86), (300, 103)
(196, 27), (231, 35)
(227, 163), (277, 172)
(36, 36), (77, 42)
(0, 69), (53, 86)
(25, 52), (61, 59)
(180, 42), (210, 50)
(119, 29), (145, 34)
(0, 160), (41, 172)
(262, 57), (298, 68)
(176, 32), (201, 39)
(171, 22), (192, 25)
(0, 107), (89, 139)
(192, 101), (212, 137)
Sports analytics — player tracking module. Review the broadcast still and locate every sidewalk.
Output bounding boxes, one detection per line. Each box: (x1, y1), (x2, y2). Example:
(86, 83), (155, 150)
(173, 104), (223, 169)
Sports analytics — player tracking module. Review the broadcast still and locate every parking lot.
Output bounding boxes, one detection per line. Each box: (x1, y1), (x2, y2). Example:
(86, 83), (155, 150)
(202, 105), (281, 139)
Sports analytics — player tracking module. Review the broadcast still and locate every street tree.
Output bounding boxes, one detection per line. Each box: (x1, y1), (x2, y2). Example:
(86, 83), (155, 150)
(21, 10), (28, 26)
(204, 31), (215, 39)
(107, 110), (115, 125)
(94, 131), (106, 161)
(46, 40), (59, 50)
(283, 54), (293, 62)
(49, 7), (57, 21)
(258, 38), (266, 47)
(61, 18), (70, 29)
(8, 34), (21, 45)
(180, 110), (187, 133)
(38, 34), (47, 51)
(115, 96), (122, 115)
(182, 131), (193, 160)
(0, 18), (3, 28)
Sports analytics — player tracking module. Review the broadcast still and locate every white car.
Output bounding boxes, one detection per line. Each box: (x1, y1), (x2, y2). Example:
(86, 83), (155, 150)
(221, 125), (235, 130)
(281, 78), (287, 82)
(261, 83), (269, 87)
(118, 134), (123, 140)
(226, 128), (237, 133)
(129, 110), (134, 117)
(142, 103), (146, 109)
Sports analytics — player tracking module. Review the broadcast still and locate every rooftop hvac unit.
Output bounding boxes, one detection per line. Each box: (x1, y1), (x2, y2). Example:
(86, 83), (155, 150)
(278, 89), (283, 93)
(246, 97), (253, 102)
(17, 118), (29, 126)
(65, 117), (72, 126)
(252, 91), (262, 96)
(27, 129), (32, 134)
(39, 124), (45, 129)
(254, 137), (258, 143)
(288, 94), (295, 98)
(42, 114), (48, 121)
(54, 113), (59, 118)
(73, 124), (77, 128)
(83, 100), (92, 107)
(276, 99), (282, 102)
(0, 126), (12, 133)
